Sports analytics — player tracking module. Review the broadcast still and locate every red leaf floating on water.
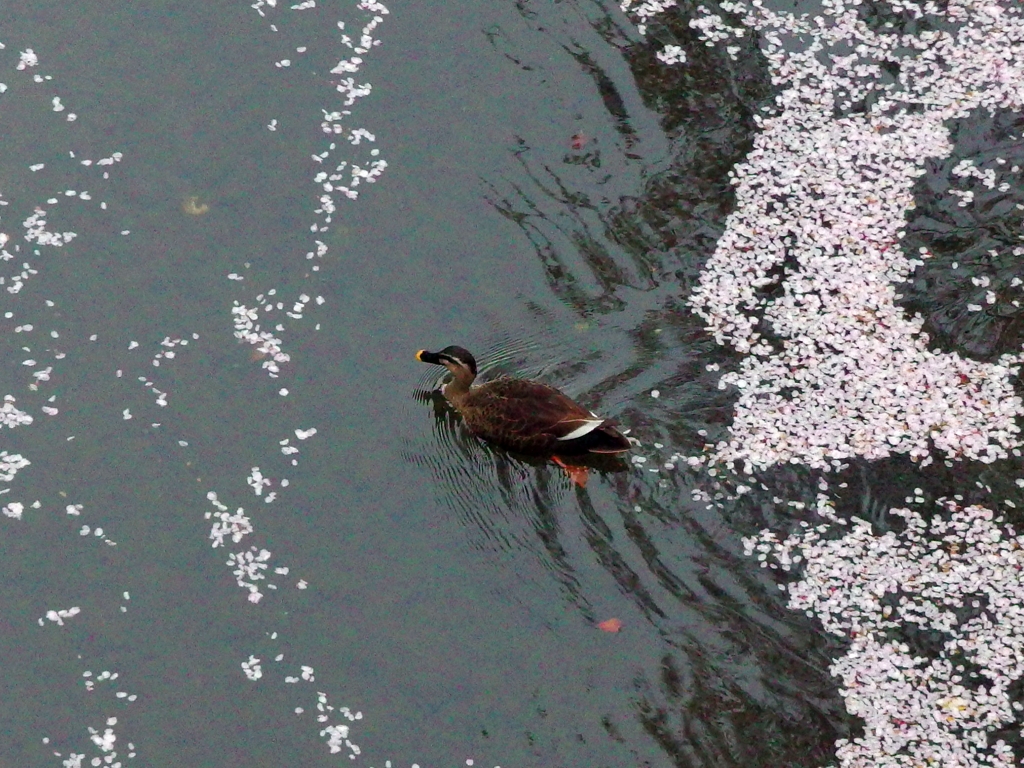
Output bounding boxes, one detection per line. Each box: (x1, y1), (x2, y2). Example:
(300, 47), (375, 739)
(570, 133), (587, 150)
(597, 618), (623, 633)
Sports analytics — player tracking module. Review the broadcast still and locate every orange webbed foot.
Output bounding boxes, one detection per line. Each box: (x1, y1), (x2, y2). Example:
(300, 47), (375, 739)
(552, 456), (589, 488)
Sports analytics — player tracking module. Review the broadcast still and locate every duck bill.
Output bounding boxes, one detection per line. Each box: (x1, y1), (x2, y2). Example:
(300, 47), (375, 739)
(416, 349), (443, 365)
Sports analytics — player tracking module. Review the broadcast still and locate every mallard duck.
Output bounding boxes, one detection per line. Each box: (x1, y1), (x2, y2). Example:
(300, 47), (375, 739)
(416, 346), (631, 456)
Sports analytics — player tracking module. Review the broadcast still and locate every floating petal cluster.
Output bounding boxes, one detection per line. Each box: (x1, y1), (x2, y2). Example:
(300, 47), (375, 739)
(619, 0), (1024, 765)
(748, 496), (1024, 767)
(675, 0), (1024, 471)
(233, 0), (387, 375)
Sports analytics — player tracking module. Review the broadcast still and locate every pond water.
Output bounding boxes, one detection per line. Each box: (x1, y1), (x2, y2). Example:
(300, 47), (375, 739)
(3, 1), (1024, 767)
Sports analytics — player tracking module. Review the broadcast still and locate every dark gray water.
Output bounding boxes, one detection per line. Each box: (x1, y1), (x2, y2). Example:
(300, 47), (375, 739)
(3, 1), (1023, 767)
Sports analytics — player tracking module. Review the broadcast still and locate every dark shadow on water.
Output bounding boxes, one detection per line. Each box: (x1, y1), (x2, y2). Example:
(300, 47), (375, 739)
(902, 107), (1024, 361)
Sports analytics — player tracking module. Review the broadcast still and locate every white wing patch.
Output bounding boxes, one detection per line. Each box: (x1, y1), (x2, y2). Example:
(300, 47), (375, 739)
(557, 418), (604, 441)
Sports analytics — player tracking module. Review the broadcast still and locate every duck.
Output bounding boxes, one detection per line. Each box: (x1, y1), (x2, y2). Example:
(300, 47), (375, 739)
(416, 346), (631, 457)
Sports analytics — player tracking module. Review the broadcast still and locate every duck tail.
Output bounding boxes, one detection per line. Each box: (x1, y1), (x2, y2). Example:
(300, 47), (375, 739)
(582, 423), (631, 454)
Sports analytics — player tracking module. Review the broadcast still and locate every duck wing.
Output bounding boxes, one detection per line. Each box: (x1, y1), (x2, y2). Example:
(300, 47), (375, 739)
(463, 378), (621, 454)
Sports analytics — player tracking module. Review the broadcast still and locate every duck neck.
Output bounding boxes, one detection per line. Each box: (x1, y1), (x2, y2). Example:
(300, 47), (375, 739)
(443, 365), (475, 405)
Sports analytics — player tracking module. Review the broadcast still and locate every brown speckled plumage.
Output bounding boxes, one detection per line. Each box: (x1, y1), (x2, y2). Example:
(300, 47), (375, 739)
(416, 345), (630, 456)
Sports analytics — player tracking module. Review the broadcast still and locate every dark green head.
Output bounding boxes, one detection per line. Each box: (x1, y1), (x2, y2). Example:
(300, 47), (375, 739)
(415, 345), (478, 377)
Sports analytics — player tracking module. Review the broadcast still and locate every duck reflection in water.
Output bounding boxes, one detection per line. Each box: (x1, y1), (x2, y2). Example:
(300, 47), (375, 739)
(416, 345), (630, 487)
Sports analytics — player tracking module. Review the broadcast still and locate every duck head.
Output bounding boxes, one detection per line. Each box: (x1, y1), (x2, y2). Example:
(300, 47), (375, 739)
(416, 346), (478, 390)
